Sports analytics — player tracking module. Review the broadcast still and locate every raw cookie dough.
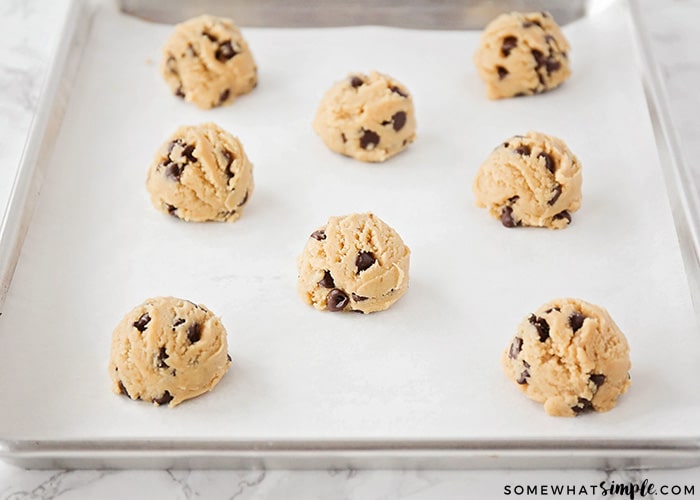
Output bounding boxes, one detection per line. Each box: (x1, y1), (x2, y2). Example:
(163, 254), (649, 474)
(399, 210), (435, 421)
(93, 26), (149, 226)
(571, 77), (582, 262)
(473, 131), (582, 229)
(297, 213), (411, 314)
(503, 298), (631, 417)
(109, 296), (232, 407)
(146, 122), (254, 222)
(473, 11), (571, 99)
(161, 15), (257, 109)
(313, 71), (416, 162)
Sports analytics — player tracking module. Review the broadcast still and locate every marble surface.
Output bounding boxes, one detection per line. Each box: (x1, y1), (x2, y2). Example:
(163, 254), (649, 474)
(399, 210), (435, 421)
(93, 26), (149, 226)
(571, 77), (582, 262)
(1, 0), (699, 497)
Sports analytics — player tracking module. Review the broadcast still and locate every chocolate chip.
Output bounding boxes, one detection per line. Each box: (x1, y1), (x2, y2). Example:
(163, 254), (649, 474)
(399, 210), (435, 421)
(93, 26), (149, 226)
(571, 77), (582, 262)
(546, 59), (561, 73)
(569, 312), (586, 332)
(390, 85), (408, 98)
(501, 206), (518, 228)
(327, 289), (349, 312)
(238, 191), (249, 206)
(164, 162), (183, 181)
(590, 374), (606, 388)
(392, 111), (407, 132)
(341, 133), (347, 143)
(538, 152), (555, 173)
(218, 209), (237, 219)
(175, 86), (185, 98)
(522, 21), (541, 28)
(219, 88), (230, 104)
(529, 314), (550, 342)
(517, 370), (530, 384)
(118, 380), (130, 398)
(311, 230), (326, 241)
(133, 313), (151, 332)
(497, 66), (509, 80)
(157, 347), (169, 369)
(532, 49), (546, 68)
(222, 149), (234, 178)
(514, 92), (526, 97)
(187, 323), (201, 343)
(572, 397), (593, 415)
(153, 391), (173, 406)
(545, 307), (561, 313)
(203, 31), (218, 42)
(350, 76), (364, 88)
(215, 41), (237, 62)
(318, 270), (335, 288)
(359, 129), (380, 150)
(501, 36), (517, 57)
(523, 360), (530, 369)
(508, 337), (523, 359)
(186, 44), (197, 57)
(514, 145), (531, 156)
(173, 318), (185, 328)
(166, 204), (178, 217)
(553, 211), (571, 224)
(356, 251), (376, 273)
(548, 183), (562, 206)
(227, 353), (232, 362)
(545, 34), (555, 43)
(182, 144), (197, 163)
(351, 293), (368, 302)
(503, 142), (509, 148)
(508, 195), (520, 203)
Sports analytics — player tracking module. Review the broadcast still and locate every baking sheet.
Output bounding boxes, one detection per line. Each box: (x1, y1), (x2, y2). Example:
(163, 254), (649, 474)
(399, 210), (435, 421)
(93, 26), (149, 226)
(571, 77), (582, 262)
(1, 0), (699, 448)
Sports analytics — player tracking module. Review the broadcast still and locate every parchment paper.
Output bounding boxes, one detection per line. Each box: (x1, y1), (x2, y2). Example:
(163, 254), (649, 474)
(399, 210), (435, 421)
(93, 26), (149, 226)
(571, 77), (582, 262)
(1, 0), (698, 442)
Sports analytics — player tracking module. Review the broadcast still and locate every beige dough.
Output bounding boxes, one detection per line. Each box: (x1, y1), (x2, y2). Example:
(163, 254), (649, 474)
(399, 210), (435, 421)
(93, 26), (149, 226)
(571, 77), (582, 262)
(297, 213), (411, 314)
(503, 298), (631, 417)
(146, 122), (254, 222)
(473, 131), (582, 229)
(313, 71), (416, 162)
(161, 15), (257, 109)
(473, 11), (571, 99)
(109, 296), (232, 407)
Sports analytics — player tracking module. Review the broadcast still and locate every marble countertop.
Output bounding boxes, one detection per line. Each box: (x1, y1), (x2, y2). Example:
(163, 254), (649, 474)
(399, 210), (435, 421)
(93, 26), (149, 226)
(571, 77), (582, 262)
(1, 0), (699, 497)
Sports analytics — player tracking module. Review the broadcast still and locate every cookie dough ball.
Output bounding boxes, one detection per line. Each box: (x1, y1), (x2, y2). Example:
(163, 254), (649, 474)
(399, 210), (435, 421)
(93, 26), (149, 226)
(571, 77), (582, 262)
(313, 71), (416, 162)
(109, 297), (232, 407)
(473, 11), (571, 99)
(473, 131), (581, 229)
(146, 122), (254, 222)
(503, 298), (631, 417)
(161, 15), (257, 109)
(297, 213), (411, 314)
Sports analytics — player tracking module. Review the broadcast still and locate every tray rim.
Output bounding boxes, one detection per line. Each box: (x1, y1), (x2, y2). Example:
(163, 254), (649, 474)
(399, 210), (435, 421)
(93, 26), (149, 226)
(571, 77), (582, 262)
(0, 0), (699, 470)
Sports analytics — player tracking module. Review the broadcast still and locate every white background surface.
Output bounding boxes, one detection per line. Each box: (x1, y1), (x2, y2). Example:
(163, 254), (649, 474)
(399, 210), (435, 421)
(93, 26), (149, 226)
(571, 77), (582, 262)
(1, 0), (700, 497)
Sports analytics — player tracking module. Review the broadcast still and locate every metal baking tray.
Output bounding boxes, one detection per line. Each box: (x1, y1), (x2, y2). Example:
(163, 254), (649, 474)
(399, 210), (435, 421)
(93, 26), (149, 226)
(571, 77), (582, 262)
(1, 0), (699, 469)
